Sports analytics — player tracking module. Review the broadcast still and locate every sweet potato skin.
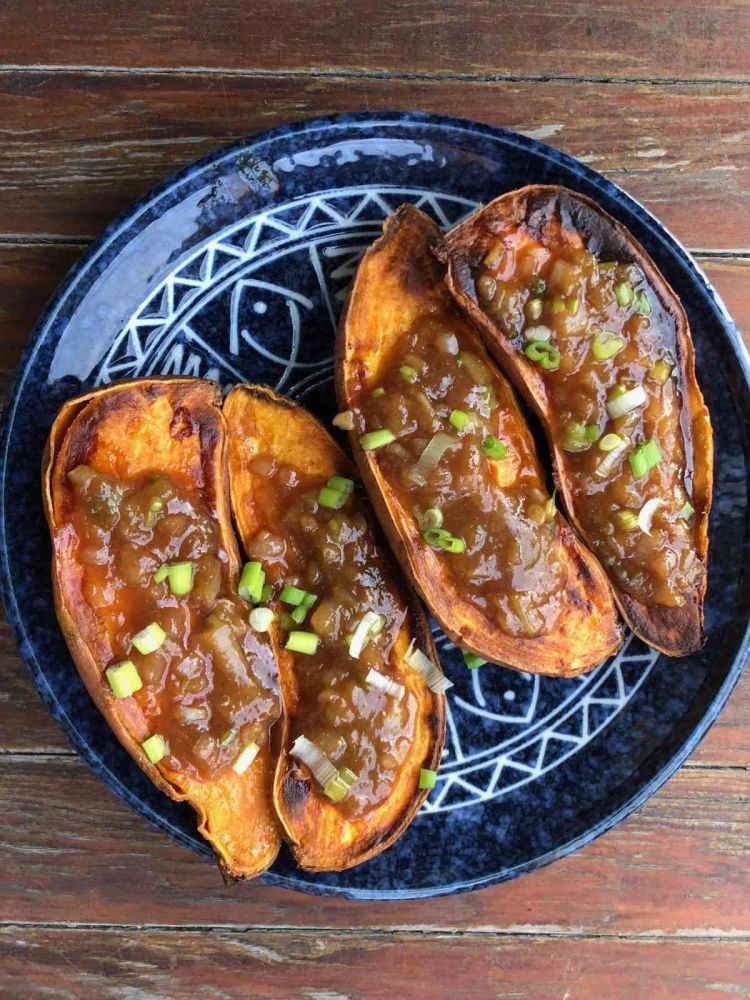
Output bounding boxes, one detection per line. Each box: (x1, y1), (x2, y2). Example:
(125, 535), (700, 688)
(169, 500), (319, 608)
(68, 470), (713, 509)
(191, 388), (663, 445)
(336, 204), (622, 677)
(438, 186), (712, 656)
(42, 377), (282, 881)
(224, 383), (445, 872)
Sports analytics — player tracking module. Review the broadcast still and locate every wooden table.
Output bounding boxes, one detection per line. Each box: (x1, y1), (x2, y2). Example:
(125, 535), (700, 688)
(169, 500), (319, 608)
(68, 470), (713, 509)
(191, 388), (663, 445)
(1, 3), (748, 996)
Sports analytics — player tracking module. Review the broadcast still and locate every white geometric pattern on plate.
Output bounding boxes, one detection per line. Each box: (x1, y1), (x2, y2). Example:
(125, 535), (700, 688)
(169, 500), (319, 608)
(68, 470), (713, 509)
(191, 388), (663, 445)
(91, 183), (658, 814)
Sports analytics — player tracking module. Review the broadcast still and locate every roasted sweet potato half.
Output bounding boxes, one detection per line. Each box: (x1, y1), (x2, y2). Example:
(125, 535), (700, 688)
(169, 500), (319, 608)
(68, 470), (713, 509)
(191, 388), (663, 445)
(224, 383), (445, 872)
(42, 377), (283, 881)
(336, 204), (622, 677)
(438, 186), (712, 656)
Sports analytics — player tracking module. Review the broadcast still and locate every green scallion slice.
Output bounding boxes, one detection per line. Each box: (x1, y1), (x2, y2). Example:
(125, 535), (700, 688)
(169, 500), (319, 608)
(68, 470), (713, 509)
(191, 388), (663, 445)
(141, 734), (168, 764)
(565, 295), (580, 315)
(462, 649), (487, 669)
(332, 410), (355, 431)
(261, 583), (274, 602)
(399, 364), (418, 383)
(323, 775), (349, 802)
(648, 360), (672, 384)
(291, 604), (308, 625)
(167, 561), (194, 596)
(615, 281), (634, 307)
(635, 290), (652, 316)
(232, 742), (260, 775)
(524, 340), (561, 371)
(238, 561), (265, 604)
(591, 333), (625, 361)
(449, 409), (471, 432)
(629, 438), (662, 478)
(220, 729), (236, 748)
(317, 485), (347, 510)
(371, 387), (386, 399)
(280, 584), (307, 606)
(152, 564), (169, 584)
(677, 501), (695, 519)
(145, 497), (164, 528)
(482, 435), (508, 460)
(360, 429), (396, 451)
(327, 476), (353, 495)
(423, 527), (465, 553)
(419, 768), (437, 790)
(616, 510), (639, 531)
(551, 294), (566, 314)
(105, 660), (142, 699)
(132, 622), (166, 655)
(598, 433), (624, 452)
(285, 631), (319, 655)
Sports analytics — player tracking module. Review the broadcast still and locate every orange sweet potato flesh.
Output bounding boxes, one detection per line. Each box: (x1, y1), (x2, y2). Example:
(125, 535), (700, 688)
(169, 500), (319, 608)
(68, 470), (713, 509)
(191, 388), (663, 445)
(438, 186), (712, 656)
(224, 383), (445, 871)
(336, 204), (622, 677)
(42, 378), (283, 881)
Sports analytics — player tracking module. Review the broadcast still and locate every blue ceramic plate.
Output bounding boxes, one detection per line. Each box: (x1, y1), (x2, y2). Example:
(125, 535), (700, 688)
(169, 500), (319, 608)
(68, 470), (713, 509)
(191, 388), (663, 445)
(1, 112), (748, 899)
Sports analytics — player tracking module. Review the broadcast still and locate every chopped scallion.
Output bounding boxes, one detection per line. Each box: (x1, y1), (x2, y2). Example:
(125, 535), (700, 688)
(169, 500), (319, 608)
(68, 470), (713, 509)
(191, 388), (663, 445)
(232, 742), (260, 775)
(238, 561), (265, 604)
(399, 364), (418, 383)
(261, 583), (274, 602)
(141, 734), (168, 764)
(291, 604), (308, 625)
(249, 607), (274, 632)
(591, 333), (625, 361)
(421, 507), (444, 529)
(423, 528), (465, 553)
(462, 649), (487, 669)
(482, 435), (508, 460)
(419, 768), (437, 790)
(449, 409), (471, 432)
(629, 438), (662, 479)
(167, 561), (194, 597)
(648, 360), (673, 384)
(152, 564), (169, 584)
(598, 433), (624, 452)
(635, 290), (652, 316)
(280, 584), (307, 606)
(371, 387), (386, 399)
(105, 660), (142, 699)
(132, 622), (166, 655)
(615, 281), (634, 306)
(524, 340), (561, 371)
(677, 501), (695, 519)
(332, 410), (355, 431)
(317, 485), (348, 510)
(285, 631), (319, 655)
(616, 510), (639, 530)
(360, 429), (396, 451)
(525, 296), (543, 320)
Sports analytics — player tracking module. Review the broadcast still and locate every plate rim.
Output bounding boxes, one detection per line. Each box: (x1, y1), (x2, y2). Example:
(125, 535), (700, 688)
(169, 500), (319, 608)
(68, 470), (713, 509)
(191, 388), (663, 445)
(1, 109), (749, 900)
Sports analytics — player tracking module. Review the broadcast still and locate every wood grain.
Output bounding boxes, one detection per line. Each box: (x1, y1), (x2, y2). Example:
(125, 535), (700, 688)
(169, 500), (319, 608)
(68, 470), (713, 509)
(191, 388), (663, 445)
(1, 926), (748, 1000)
(0, 72), (747, 248)
(1, 0), (749, 82)
(0, 751), (747, 935)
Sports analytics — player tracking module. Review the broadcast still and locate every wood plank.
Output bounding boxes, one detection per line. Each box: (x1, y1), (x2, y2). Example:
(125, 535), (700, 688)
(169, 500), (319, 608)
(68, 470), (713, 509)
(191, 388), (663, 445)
(0, 72), (747, 248)
(1, 927), (748, 1000)
(0, 247), (745, 384)
(1, 0), (749, 83)
(0, 753), (747, 934)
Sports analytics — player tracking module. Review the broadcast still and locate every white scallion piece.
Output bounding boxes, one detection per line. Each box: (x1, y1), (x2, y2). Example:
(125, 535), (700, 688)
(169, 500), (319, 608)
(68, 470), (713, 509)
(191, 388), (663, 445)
(409, 432), (456, 486)
(524, 324), (552, 342)
(606, 385), (647, 419)
(249, 607), (274, 632)
(594, 438), (630, 480)
(232, 742), (260, 775)
(637, 498), (665, 535)
(405, 641), (453, 694)
(289, 734), (338, 788)
(348, 611), (382, 659)
(366, 668), (406, 701)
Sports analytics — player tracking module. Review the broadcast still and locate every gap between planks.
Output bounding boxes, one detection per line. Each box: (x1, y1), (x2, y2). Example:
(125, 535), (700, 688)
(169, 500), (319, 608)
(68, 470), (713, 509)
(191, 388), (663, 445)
(1, 923), (749, 942)
(0, 64), (749, 87)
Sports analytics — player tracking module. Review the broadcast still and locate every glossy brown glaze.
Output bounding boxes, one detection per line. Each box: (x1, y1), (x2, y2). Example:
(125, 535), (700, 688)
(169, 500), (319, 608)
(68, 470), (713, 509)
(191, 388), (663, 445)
(224, 383), (444, 871)
(337, 204), (622, 676)
(42, 378), (283, 880)
(439, 186), (712, 655)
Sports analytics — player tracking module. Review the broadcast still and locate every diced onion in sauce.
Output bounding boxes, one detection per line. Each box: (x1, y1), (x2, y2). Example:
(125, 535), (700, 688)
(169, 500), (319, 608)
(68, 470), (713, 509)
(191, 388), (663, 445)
(606, 385), (647, 419)
(405, 641), (453, 694)
(366, 668), (406, 701)
(290, 734), (338, 788)
(410, 432), (456, 486)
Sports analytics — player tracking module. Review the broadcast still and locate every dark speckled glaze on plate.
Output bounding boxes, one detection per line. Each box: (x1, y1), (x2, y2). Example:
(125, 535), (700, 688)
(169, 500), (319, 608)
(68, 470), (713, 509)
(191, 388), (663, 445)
(1, 112), (748, 900)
